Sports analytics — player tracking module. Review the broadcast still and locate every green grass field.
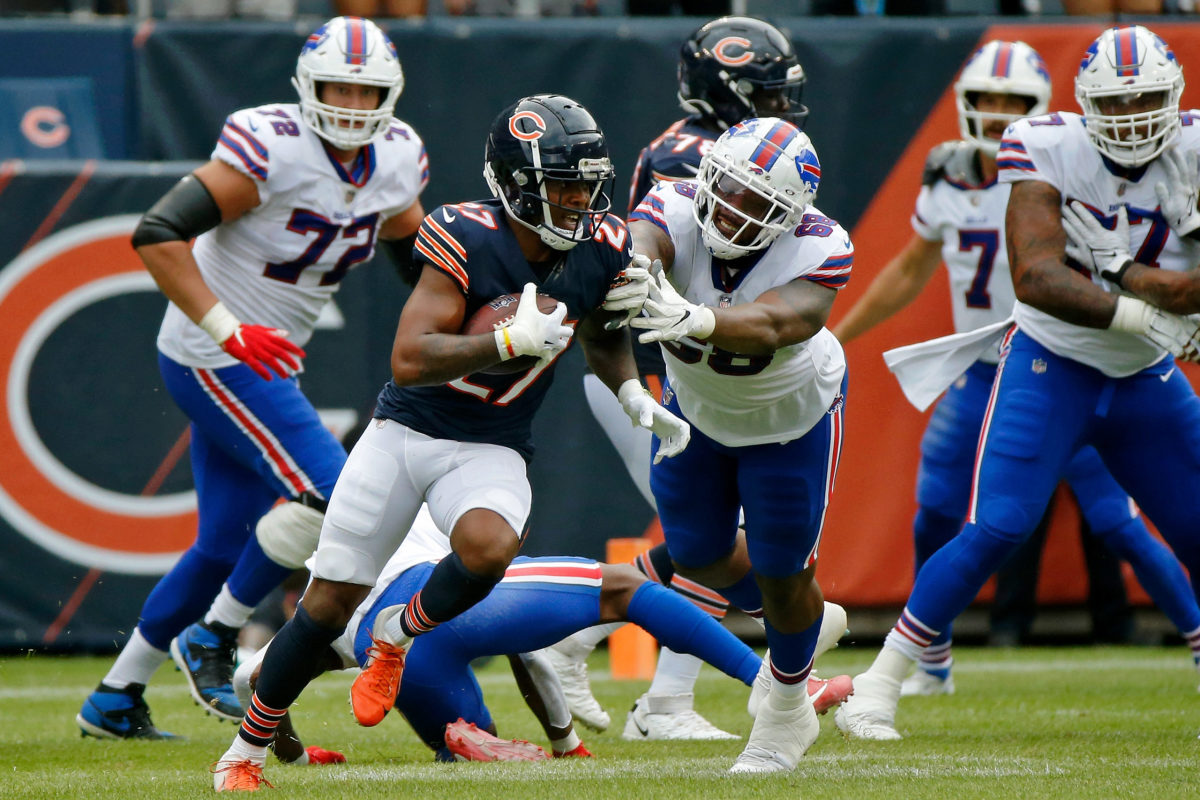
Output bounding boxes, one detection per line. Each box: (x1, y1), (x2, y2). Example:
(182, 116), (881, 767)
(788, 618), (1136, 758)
(4, 645), (1198, 799)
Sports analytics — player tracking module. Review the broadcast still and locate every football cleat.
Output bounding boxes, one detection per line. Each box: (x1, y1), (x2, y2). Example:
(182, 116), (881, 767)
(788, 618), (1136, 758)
(622, 693), (739, 741)
(171, 620), (244, 722)
(900, 668), (955, 697)
(541, 646), (611, 731)
(443, 719), (549, 762)
(351, 634), (408, 727)
(302, 745), (346, 765)
(834, 672), (903, 741)
(212, 758), (271, 792)
(553, 742), (593, 758)
(77, 682), (181, 740)
(729, 698), (819, 774)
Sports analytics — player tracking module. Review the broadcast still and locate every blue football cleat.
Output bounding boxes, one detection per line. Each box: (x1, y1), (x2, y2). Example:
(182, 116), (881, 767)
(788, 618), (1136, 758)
(171, 621), (244, 722)
(77, 682), (181, 740)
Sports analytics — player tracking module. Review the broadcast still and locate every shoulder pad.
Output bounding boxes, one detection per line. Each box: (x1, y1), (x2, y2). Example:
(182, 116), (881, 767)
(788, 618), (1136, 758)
(921, 140), (982, 187)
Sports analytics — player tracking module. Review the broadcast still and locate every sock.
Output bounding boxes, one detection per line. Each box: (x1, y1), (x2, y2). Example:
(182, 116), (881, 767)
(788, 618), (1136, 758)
(1099, 517), (1200, 635)
(710, 570), (762, 615)
(885, 606), (940, 663)
(917, 641), (953, 678)
(204, 583), (255, 629)
(647, 647), (704, 697)
(101, 628), (169, 690)
(635, 542), (675, 585)
(551, 730), (582, 755)
(764, 613), (821, 703)
(239, 604), (342, 746)
(222, 732), (268, 766)
(399, 552), (501, 638)
(625, 582), (758, 685)
(669, 573), (730, 618)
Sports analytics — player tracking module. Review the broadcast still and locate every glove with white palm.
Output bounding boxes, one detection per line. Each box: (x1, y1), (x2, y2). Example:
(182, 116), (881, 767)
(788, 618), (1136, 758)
(617, 379), (690, 463)
(629, 269), (716, 344)
(1154, 147), (1200, 239)
(1061, 201), (1134, 287)
(495, 282), (573, 363)
(1110, 296), (1200, 363)
(602, 254), (655, 330)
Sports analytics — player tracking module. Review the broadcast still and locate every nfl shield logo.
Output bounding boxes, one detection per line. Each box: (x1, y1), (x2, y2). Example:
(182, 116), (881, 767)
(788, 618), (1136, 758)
(1032, 358), (1047, 374)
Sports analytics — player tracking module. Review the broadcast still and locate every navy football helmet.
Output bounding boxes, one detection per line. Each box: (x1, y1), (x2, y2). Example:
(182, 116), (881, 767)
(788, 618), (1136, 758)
(678, 16), (807, 131)
(484, 94), (615, 251)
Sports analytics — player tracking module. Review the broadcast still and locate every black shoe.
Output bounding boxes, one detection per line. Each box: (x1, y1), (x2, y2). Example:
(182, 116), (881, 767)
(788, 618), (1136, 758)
(170, 621), (244, 722)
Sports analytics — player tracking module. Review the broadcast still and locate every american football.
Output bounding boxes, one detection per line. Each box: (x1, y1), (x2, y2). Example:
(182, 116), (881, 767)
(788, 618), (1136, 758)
(463, 292), (562, 374)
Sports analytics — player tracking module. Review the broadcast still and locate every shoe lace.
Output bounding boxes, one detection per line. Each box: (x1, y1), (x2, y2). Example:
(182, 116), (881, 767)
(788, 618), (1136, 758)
(361, 638), (405, 697)
(211, 760), (273, 790)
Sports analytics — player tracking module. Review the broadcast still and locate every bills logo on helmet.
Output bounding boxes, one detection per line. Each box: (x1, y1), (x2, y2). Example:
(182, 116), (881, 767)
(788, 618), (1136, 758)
(795, 149), (821, 188)
(713, 36), (754, 67)
(303, 25), (330, 53)
(509, 110), (547, 141)
(728, 119), (758, 137)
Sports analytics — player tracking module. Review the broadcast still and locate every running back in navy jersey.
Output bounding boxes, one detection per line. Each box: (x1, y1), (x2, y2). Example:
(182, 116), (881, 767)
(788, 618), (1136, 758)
(375, 198), (633, 459)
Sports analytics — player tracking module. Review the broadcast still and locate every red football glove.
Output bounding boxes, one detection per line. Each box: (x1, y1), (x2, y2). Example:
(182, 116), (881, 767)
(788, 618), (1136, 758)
(304, 745), (346, 765)
(199, 301), (305, 381)
(221, 324), (305, 381)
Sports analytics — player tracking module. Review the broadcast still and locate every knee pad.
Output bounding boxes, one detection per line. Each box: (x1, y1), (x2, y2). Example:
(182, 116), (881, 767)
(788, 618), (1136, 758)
(255, 500), (325, 569)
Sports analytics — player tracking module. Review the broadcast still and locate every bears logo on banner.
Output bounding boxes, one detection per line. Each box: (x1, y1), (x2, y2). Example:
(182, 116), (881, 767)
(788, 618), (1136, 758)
(0, 216), (196, 574)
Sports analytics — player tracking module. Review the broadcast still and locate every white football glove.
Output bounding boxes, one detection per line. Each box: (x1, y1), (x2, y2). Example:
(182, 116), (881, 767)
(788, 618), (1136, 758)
(494, 282), (573, 362)
(602, 254), (656, 330)
(1061, 201), (1133, 287)
(629, 269), (717, 344)
(617, 379), (691, 464)
(1110, 296), (1200, 362)
(1154, 147), (1200, 239)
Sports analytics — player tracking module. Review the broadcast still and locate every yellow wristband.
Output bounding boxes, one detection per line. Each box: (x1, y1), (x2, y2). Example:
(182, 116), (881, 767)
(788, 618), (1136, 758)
(502, 327), (516, 358)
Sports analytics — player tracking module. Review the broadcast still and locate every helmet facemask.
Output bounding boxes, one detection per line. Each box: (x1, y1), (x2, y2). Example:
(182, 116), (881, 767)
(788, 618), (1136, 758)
(1075, 25), (1184, 167)
(293, 17), (404, 151)
(954, 41), (1051, 157)
(693, 118), (817, 260)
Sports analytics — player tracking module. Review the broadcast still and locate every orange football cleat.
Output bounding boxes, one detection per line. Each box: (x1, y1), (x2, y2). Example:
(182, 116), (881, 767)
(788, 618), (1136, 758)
(443, 719), (549, 762)
(211, 759), (272, 792)
(350, 636), (407, 727)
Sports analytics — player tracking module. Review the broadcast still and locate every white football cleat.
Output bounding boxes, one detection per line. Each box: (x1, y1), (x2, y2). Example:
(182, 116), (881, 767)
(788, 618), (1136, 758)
(622, 693), (739, 741)
(730, 698), (819, 774)
(834, 672), (903, 741)
(815, 601), (849, 657)
(900, 669), (955, 697)
(540, 647), (610, 732)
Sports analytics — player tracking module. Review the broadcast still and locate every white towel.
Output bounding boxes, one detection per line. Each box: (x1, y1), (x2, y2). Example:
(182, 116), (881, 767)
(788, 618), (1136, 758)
(881, 316), (1015, 412)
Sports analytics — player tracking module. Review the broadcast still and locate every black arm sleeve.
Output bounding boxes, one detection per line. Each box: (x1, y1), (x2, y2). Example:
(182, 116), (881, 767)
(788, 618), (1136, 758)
(130, 174), (223, 249)
(378, 233), (420, 287)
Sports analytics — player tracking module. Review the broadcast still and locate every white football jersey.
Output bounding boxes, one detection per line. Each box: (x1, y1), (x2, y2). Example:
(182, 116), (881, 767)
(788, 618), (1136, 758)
(157, 103), (428, 369)
(998, 111), (1200, 377)
(912, 150), (1014, 363)
(331, 503), (448, 667)
(634, 181), (851, 447)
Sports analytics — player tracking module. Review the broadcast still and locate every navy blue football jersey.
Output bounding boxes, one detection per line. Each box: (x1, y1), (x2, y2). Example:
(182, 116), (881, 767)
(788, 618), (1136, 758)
(627, 116), (720, 215)
(375, 198), (633, 460)
(625, 115), (720, 377)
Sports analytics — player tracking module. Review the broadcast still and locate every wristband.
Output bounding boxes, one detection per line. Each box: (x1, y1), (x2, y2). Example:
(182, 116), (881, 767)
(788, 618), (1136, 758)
(1105, 258), (1134, 289)
(198, 301), (240, 345)
(1108, 296), (1154, 334)
(494, 327), (517, 360)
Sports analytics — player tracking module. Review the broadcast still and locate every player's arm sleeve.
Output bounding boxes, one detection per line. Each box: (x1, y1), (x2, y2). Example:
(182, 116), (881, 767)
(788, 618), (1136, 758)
(130, 173), (223, 248)
(412, 213), (469, 295)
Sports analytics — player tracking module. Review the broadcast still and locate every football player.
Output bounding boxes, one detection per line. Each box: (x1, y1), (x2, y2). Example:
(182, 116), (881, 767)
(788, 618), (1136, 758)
(551, 15), (850, 743)
(615, 117), (852, 773)
(231, 504), (767, 765)
(837, 25), (1200, 742)
(77, 16), (427, 741)
(209, 93), (690, 790)
(832, 40), (1200, 697)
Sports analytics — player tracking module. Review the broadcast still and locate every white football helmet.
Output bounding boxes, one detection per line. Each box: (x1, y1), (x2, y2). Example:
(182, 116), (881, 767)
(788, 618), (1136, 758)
(693, 117), (819, 260)
(955, 40), (1051, 156)
(1076, 25), (1184, 167)
(292, 16), (404, 150)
